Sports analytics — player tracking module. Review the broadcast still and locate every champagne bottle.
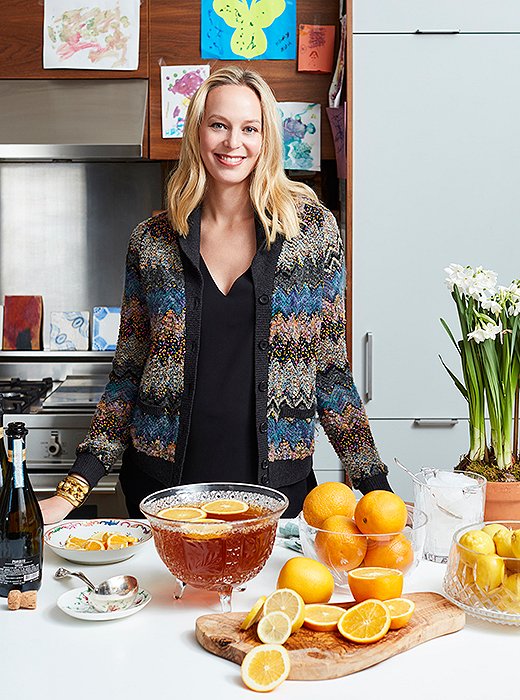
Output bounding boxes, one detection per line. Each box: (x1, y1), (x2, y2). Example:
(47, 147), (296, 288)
(0, 395), (8, 489)
(0, 422), (43, 597)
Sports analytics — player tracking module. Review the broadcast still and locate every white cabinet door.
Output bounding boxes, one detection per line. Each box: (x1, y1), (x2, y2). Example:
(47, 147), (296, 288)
(354, 0), (520, 33)
(313, 426), (343, 485)
(353, 34), (520, 419)
(369, 418), (471, 503)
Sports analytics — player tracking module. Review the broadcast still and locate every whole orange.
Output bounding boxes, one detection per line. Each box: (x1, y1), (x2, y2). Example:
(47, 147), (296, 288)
(363, 533), (414, 572)
(277, 556), (335, 604)
(302, 482), (357, 528)
(315, 515), (367, 572)
(354, 491), (407, 535)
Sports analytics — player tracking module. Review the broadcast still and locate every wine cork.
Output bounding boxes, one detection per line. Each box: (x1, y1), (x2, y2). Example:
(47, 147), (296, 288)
(7, 590), (22, 610)
(21, 591), (37, 609)
(7, 590), (37, 610)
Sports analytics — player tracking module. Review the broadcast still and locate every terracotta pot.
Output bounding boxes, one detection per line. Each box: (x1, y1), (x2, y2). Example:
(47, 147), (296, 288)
(484, 480), (520, 521)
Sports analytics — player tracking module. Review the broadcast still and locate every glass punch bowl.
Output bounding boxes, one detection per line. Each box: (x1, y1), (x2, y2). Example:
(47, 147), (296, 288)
(140, 482), (288, 611)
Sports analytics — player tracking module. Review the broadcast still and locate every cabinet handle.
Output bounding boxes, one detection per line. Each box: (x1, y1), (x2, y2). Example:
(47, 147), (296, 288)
(415, 30), (461, 35)
(364, 332), (373, 402)
(413, 418), (459, 427)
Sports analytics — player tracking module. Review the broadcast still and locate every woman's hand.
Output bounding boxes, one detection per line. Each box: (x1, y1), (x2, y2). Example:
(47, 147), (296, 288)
(39, 495), (75, 525)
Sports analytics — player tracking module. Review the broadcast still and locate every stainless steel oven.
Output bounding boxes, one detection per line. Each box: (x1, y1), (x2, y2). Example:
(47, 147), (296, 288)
(2, 378), (128, 519)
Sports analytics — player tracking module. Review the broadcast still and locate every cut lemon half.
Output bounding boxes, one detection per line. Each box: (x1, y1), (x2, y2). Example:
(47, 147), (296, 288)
(241, 644), (291, 692)
(337, 599), (391, 644)
(263, 588), (305, 632)
(201, 499), (249, 517)
(84, 539), (104, 550)
(257, 611), (292, 645)
(384, 597), (416, 630)
(303, 604), (347, 631)
(241, 596), (267, 631)
(157, 506), (207, 521)
(347, 567), (403, 602)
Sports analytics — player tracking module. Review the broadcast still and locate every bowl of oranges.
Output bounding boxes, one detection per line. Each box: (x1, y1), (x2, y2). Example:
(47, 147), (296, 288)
(297, 483), (427, 589)
(44, 519), (152, 565)
(442, 521), (520, 625)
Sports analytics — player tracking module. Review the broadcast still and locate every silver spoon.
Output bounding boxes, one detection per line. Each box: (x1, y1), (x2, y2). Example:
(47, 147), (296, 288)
(393, 457), (463, 520)
(55, 567), (139, 612)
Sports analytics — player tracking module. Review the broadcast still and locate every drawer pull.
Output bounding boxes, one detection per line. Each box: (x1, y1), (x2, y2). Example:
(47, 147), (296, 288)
(413, 418), (459, 428)
(415, 29), (461, 35)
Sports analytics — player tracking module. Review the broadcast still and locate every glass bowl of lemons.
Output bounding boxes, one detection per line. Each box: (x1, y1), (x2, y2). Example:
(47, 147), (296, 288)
(297, 484), (428, 590)
(442, 521), (520, 626)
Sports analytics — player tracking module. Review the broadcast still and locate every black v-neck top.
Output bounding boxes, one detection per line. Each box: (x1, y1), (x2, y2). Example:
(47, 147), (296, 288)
(180, 258), (258, 484)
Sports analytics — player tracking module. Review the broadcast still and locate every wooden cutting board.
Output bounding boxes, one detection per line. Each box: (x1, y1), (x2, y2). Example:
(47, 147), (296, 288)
(195, 592), (465, 680)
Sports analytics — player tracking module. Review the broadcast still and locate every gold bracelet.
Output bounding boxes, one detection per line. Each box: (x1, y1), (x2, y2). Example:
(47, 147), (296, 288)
(56, 475), (90, 508)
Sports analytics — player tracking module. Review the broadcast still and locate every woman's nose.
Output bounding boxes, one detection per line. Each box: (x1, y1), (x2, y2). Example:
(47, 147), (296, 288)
(224, 128), (241, 149)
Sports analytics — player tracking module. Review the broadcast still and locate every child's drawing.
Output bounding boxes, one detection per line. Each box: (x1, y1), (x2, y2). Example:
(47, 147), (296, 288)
(161, 65), (211, 138)
(278, 102), (321, 172)
(201, 0), (296, 60)
(43, 0), (140, 70)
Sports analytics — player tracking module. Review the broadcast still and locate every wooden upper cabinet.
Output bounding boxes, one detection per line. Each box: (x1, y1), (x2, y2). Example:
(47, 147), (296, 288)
(149, 0), (340, 160)
(0, 0), (148, 78)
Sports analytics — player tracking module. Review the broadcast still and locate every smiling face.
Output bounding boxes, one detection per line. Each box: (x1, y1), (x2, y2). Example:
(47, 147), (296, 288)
(199, 84), (263, 189)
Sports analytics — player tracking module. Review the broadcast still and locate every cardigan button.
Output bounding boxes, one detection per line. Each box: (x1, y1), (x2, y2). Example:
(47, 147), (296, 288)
(258, 381), (268, 392)
(259, 422), (268, 434)
(258, 294), (269, 305)
(258, 340), (268, 351)
(261, 459), (268, 469)
(193, 297), (200, 309)
(261, 475), (270, 485)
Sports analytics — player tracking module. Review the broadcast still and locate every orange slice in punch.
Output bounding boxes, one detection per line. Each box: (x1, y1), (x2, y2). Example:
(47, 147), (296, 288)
(156, 506), (207, 521)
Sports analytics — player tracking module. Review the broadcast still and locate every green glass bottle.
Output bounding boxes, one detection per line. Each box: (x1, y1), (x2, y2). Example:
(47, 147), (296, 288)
(0, 422), (44, 597)
(0, 395), (8, 489)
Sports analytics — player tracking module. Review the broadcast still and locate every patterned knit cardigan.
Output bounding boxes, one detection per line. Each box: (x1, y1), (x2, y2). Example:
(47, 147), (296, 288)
(72, 201), (389, 492)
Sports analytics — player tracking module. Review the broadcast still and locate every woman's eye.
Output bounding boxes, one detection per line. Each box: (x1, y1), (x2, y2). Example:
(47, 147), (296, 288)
(210, 122), (226, 129)
(244, 126), (258, 134)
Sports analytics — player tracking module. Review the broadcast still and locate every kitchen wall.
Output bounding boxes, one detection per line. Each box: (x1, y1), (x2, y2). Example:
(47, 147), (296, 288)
(0, 162), (163, 348)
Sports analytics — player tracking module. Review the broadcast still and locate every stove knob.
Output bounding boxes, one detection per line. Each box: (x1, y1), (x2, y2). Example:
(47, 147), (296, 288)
(48, 432), (62, 457)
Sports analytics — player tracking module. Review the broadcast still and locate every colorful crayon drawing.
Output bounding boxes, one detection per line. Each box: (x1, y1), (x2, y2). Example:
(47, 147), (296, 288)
(278, 102), (321, 172)
(201, 0), (296, 60)
(43, 0), (140, 70)
(161, 65), (211, 138)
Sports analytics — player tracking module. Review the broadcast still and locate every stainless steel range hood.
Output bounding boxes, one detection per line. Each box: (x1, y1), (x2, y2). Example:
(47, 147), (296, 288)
(0, 79), (148, 160)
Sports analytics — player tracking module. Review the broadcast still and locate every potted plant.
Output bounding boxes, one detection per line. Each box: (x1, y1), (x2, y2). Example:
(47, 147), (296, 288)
(441, 264), (520, 519)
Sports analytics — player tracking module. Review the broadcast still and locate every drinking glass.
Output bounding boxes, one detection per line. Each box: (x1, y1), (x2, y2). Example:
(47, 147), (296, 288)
(140, 482), (288, 611)
(413, 469), (486, 563)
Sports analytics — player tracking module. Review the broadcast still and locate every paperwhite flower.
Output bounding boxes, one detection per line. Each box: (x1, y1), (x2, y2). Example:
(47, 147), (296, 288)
(445, 263), (497, 302)
(467, 320), (502, 343)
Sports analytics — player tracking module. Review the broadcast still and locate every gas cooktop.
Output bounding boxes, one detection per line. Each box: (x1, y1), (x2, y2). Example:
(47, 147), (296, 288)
(0, 378), (54, 413)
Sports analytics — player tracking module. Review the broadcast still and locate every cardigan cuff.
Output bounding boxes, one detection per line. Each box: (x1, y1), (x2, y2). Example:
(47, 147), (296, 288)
(69, 452), (107, 489)
(356, 471), (393, 495)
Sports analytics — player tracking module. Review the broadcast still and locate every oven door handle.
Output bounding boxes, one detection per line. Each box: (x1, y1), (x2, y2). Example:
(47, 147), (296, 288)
(35, 485), (118, 494)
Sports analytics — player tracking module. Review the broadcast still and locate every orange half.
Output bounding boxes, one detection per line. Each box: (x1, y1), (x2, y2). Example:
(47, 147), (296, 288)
(383, 597), (416, 629)
(347, 567), (403, 602)
(303, 604), (347, 631)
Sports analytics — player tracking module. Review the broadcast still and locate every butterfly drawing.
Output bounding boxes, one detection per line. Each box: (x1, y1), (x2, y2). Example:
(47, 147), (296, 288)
(212, 0), (286, 58)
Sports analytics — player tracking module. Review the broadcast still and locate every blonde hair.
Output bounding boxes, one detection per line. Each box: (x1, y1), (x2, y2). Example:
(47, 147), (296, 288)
(166, 66), (318, 243)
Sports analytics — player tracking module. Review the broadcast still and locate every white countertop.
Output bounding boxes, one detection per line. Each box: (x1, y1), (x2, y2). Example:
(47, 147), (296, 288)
(2, 525), (518, 700)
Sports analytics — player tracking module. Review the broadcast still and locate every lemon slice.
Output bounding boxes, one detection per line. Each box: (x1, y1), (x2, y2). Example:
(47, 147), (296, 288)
(240, 596), (267, 630)
(263, 588), (305, 632)
(241, 644), (291, 692)
(303, 603), (346, 631)
(256, 611), (292, 645)
(157, 506), (207, 521)
(337, 599), (391, 644)
(383, 598), (416, 630)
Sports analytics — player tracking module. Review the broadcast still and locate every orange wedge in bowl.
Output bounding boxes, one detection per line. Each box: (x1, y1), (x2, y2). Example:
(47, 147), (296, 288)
(337, 599), (391, 643)
(303, 604), (347, 631)
(384, 597), (416, 629)
(106, 534), (130, 550)
(157, 506), (207, 521)
(84, 539), (104, 551)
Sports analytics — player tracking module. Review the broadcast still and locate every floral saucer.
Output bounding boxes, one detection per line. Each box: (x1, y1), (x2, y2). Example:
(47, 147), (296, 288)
(57, 587), (152, 621)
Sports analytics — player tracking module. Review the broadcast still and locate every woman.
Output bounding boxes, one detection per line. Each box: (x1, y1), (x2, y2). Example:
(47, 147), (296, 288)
(40, 66), (391, 524)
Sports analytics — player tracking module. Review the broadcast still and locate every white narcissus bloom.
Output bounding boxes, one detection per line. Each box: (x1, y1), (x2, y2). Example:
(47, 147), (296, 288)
(467, 320), (503, 343)
(445, 263), (498, 302)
